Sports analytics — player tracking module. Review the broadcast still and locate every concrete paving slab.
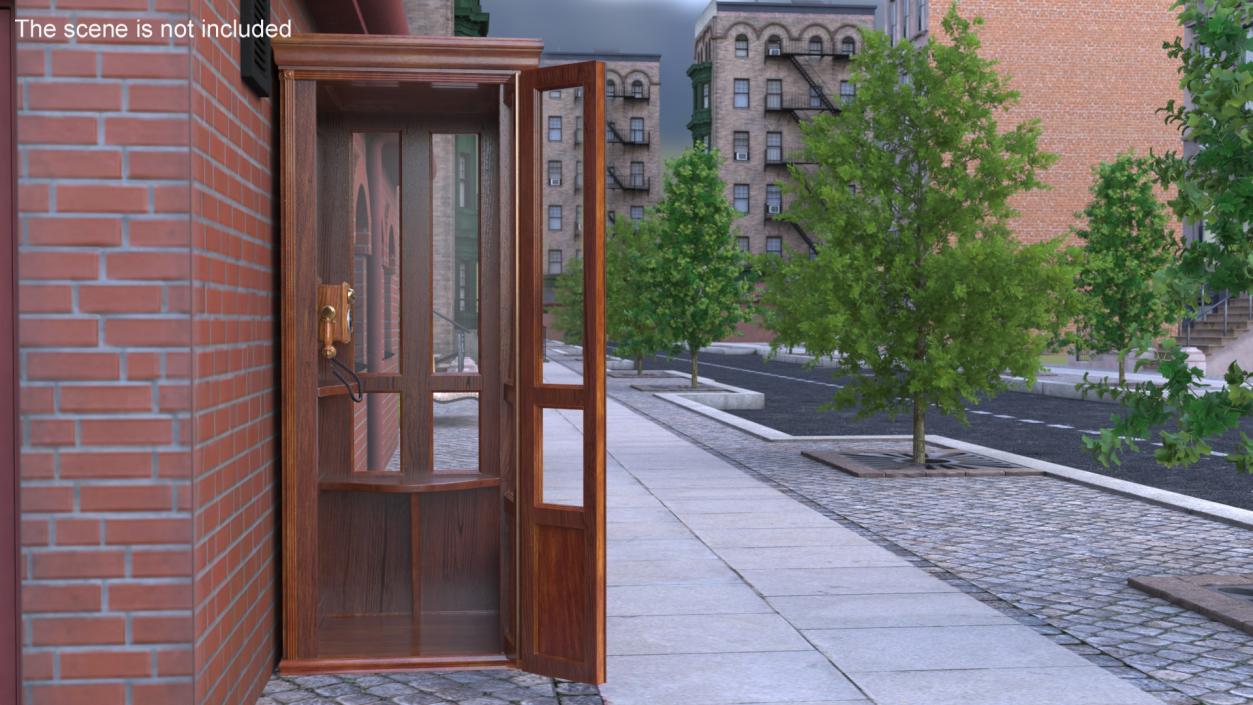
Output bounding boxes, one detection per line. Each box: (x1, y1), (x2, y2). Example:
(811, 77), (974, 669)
(851, 667), (1165, 705)
(693, 527), (879, 548)
(607, 521), (695, 540)
(608, 538), (715, 562)
(768, 593), (1018, 629)
(805, 624), (1094, 672)
(739, 567), (961, 596)
(681, 511), (838, 530)
(608, 558), (742, 586)
(717, 545), (911, 569)
(608, 584), (774, 617)
(607, 613), (811, 655)
(647, 486), (790, 500)
(661, 498), (814, 514)
(601, 652), (866, 705)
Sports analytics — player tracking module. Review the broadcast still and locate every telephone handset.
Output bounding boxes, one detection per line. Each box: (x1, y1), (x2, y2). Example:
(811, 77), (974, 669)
(318, 282), (363, 402)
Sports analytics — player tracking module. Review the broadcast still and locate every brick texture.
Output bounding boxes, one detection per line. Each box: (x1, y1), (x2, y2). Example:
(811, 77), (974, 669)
(16, 1), (311, 704)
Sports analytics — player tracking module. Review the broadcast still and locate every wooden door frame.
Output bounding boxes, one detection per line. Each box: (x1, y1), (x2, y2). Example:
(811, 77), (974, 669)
(517, 60), (607, 685)
(0, 0), (19, 701)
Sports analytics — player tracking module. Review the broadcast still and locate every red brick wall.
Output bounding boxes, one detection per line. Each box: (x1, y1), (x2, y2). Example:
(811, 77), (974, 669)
(927, 0), (1183, 244)
(16, 3), (196, 705)
(188, 3), (311, 705)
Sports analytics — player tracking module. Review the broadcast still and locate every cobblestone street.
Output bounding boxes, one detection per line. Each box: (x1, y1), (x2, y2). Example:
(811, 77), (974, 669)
(259, 670), (603, 705)
(603, 373), (1253, 705)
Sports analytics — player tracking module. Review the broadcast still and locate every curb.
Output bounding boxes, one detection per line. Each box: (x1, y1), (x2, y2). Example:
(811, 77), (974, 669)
(651, 387), (1253, 532)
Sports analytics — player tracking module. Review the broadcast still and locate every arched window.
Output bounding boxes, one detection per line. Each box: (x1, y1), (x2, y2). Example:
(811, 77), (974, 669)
(630, 79), (644, 99)
(842, 36), (856, 55)
(808, 36), (823, 55)
(607, 80), (616, 97)
(734, 34), (749, 58)
(766, 35), (782, 56)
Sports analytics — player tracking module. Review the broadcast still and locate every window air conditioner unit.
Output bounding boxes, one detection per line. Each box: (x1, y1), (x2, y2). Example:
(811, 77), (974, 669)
(549, 178), (562, 187)
(768, 204), (782, 215)
(768, 47), (781, 56)
(735, 151), (749, 161)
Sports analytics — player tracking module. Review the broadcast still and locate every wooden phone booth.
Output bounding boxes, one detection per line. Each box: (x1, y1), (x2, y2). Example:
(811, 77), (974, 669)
(274, 35), (607, 683)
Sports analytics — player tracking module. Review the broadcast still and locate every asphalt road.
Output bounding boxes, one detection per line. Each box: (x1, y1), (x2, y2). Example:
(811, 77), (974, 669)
(638, 351), (1253, 511)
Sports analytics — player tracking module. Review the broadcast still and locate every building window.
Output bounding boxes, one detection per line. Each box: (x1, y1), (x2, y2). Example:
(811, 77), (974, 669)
(840, 81), (855, 105)
(549, 89), (562, 99)
(808, 36), (823, 55)
(733, 79), (749, 109)
(576, 205), (583, 232)
(888, 0), (897, 42)
(766, 184), (782, 214)
(701, 83), (711, 109)
(630, 161), (645, 188)
(766, 79), (782, 110)
(607, 80), (617, 97)
(631, 206), (644, 221)
(548, 205), (562, 231)
(766, 35), (782, 56)
(766, 131), (782, 162)
(630, 117), (645, 143)
(576, 160), (584, 188)
(735, 34), (749, 58)
(548, 249), (563, 274)
(842, 36), (856, 55)
(809, 86), (822, 108)
(733, 132), (749, 161)
(548, 116), (562, 141)
(918, 0), (928, 32)
(631, 80), (645, 98)
(703, 134), (712, 150)
(733, 183), (750, 213)
(737, 236), (751, 252)
(547, 160), (562, 187)
(903, 0), (912, 37)
(608, 210), (616, 225)
(766, 236), (783, 256)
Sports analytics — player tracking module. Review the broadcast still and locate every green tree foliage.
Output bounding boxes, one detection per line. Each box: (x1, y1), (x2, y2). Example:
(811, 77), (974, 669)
(1072, 154), (1179, 384)
(653, 147), (754, 387)
(762, 6), (1073, 464)
(550, 256), (584, 346)
(1085, 0), (1253, 472)
(606, 216), (671, 372)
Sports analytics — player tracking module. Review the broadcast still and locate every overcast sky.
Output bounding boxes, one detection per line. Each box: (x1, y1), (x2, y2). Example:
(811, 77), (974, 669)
(482, 0), (711, 156)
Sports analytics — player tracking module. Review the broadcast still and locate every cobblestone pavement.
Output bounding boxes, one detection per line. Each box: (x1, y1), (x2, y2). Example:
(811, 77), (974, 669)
(603, 376), (1253, 705)
(258, 670), (603, 705)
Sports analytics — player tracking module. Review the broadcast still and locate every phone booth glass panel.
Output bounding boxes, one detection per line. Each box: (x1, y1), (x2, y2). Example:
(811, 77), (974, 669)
(275, 36), (606, 683)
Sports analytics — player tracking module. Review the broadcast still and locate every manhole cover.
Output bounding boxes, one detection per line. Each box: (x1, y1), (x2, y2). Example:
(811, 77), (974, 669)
(844, 450), (1021, 471)
(1214, 584), (1253, 604)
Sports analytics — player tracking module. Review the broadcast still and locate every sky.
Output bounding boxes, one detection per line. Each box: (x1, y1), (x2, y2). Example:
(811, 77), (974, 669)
(482, 0), (711, 156)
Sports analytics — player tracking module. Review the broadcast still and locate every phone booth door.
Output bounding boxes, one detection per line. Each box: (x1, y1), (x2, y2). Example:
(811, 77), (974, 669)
(275, 36), (606, 684)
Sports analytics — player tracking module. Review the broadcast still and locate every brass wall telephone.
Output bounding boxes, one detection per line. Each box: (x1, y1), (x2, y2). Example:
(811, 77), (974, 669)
(319, 282), (363, 402)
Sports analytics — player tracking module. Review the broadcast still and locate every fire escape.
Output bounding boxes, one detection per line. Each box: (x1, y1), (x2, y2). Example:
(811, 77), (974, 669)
(764, 39), (852, 254)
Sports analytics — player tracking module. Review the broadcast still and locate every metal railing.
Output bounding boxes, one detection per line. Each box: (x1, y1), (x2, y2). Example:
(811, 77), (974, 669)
(433, 309), (474, 372)
(765, 39), (855, 59)
(1178, 288), (1250, 347)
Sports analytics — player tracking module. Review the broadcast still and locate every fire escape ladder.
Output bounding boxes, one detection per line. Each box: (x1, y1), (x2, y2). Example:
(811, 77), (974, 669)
(606, 166), (628, 191)
(606, 120), (627, 145)
(790, 221), (817, 254)
(787, 55), (839, 115)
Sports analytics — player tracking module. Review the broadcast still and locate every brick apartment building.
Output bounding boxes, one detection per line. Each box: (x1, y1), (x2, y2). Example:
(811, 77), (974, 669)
(3, 2), (494, 704)
(690, 0), (1183, 255)
(539, 51), (661, 283)
(687, 0), (875, 255)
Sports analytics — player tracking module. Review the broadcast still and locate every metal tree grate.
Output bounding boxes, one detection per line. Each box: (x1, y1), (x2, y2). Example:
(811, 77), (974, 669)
(842, 450), (1021, 471)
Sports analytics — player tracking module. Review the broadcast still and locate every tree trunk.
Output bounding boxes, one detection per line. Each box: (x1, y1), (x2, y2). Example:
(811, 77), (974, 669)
(635, 355), (644, 376)
(1118, 353), (1126, 386)
(690, 348), (699, 388)
(912, 395), (926, 466)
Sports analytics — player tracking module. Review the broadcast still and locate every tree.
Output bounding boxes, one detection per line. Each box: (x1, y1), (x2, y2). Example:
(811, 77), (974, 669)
(652, 147), (754, 387)
(1084, 0), (1253, 471)
(550, 256), (584, 345)
(1072, 153), (1179, 385)
(606, 216), (671, 373)
(762, 7), (1073, 465)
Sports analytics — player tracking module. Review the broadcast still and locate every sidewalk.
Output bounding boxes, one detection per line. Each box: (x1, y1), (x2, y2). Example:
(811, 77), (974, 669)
(600, 393), (1164, 705)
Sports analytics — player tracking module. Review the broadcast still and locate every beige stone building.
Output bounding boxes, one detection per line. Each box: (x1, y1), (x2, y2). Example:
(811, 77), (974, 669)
(688, 1), (876, 255)
(540, 52), (662, 285)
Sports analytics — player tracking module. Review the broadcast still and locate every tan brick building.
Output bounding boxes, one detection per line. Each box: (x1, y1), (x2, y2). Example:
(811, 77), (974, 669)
(540, 52), (662, 285)
(687, 1), (876, 255)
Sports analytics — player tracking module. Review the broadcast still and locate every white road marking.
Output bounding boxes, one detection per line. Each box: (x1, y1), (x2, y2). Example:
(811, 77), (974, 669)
(1019, 419), (1044, 424)
(656, 354), (844, 389)
(1048, 424), (1073, 429)
(993, 414), (1015, 419)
